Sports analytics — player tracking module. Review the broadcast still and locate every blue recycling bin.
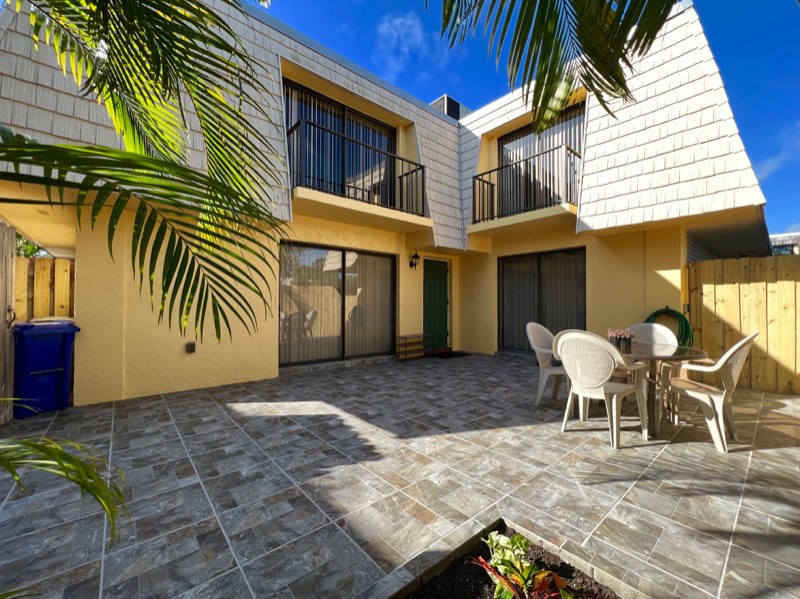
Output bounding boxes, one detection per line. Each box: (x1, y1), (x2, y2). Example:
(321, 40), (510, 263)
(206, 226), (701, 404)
(13, 321), (80, 419)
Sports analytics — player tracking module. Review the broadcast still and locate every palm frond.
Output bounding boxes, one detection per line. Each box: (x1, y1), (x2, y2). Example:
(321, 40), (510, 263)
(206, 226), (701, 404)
(0, 435), (126, 542)
(433, 0), (675, 131)
(0, 138), (282, 340)
(19, 0), (285, 200)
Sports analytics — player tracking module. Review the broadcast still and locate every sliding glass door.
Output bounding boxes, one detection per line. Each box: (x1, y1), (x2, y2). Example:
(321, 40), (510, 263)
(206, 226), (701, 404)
(279, 243), (395, 366)
(498, 248), (586, 351)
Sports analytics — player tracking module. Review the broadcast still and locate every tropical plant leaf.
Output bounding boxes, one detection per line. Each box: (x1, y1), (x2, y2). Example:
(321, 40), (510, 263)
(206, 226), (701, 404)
(0, 139), (282, 340)
(431, 0), (675, 131)
(0, 433), (126, 542)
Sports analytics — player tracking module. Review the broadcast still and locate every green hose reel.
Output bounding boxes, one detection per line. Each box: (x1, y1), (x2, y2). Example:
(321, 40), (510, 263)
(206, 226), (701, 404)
(645, 306), (693, 347)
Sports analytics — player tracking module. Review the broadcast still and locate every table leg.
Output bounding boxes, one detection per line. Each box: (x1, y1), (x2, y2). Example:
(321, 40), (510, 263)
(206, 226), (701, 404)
(646, 359), (660, 438)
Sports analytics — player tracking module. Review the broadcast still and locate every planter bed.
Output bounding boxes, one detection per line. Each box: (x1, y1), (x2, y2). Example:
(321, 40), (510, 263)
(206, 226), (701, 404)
(403, 521), (619, 599)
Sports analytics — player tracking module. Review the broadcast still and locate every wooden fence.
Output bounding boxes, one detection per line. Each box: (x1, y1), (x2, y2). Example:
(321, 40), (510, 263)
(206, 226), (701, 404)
(14, 257), (75, 322)
(687, 255), (800, 394)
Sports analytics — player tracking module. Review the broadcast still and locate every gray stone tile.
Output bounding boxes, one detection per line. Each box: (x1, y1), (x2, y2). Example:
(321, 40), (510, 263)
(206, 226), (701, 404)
(181, 426), (252, 455)
(274, 442), (354, 484)
(103, 517), (236, 598)
(722, 544), (800, 599)
(301, 464), (396, 518)
(0, 357), (796, 599)
(403, 467), (503, 523)
(361, 446), (443, 489)
(454, 448), (540, 494)
(218, 486), (329, 563)
(0, 513), (105, 594)
(111, 483), (213, 549)
(510, 470), (617, 535)
(203, 461), (294, 513)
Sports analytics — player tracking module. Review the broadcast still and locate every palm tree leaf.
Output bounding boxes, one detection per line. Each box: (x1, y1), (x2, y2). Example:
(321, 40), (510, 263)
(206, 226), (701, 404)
(433, 0), (675, 131)
(0, 140), (282, 340)
(0, 435), (126, 543)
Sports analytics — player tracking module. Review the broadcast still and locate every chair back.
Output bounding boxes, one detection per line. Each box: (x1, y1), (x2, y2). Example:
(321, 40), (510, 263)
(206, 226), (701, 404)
(719, 333), (758, 392)
(554, 330), (627, 394)
(526, 322), (555, 369)
(628, 322), (677, 346)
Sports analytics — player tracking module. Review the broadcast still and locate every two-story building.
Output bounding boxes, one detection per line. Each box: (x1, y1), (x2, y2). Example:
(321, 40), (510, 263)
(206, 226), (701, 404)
(0, 0), (768, 404)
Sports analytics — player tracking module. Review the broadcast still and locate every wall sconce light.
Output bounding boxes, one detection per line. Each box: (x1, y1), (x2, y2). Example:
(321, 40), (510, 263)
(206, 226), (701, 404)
(409, 252), (420, 270)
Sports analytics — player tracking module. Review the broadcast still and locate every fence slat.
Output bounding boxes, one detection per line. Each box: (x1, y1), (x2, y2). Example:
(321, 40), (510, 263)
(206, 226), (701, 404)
(722, 258), (742, 352)
(764, 257), (779, 392)
(738, 258), (752, 389)
(775, 255), (797, 394)
(33, 259), (53, 319)
(750, 258), (769, 390)
(54, 259), (71, 317)
(14, 257), (29, 323)
(689, 263), (702, 352)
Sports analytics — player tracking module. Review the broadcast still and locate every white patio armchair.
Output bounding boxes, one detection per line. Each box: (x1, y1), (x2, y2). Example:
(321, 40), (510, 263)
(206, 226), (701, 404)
(554, 330), (648, 449)
(628, 322), (678, 345)
(668, 333), (758, 453)
(628, 322), (678, 421)
(526, 322), (567, 406)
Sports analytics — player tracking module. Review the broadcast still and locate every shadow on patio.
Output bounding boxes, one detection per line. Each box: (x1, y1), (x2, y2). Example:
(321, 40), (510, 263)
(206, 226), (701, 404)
(0, 355), (797, 598)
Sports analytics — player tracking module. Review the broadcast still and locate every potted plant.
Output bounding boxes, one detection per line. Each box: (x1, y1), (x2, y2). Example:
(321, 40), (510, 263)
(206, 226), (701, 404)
(608, 328), (633, 351)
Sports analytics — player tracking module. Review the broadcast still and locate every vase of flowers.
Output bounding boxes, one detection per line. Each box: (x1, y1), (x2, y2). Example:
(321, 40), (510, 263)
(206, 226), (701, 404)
(608, 328), (633, 351)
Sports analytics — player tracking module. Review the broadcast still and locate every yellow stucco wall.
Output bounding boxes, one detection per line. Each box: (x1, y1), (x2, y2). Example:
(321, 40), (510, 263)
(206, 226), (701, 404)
(72, 207), (462, 404)
(458, 223), (684, 354)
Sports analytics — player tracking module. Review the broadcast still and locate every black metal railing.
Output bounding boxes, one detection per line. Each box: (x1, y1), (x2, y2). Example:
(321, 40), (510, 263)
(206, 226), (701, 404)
(473, 144), (581, 224)
(286, 119), (426, 217)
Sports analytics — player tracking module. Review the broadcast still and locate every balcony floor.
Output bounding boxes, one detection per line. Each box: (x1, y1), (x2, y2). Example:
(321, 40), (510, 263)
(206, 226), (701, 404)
(0, 355), (797, 598)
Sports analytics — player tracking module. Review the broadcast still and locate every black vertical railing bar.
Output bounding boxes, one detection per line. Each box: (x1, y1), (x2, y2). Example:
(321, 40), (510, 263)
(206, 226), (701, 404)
(285, 120), (426, 217)
(472, 144), (581, 223)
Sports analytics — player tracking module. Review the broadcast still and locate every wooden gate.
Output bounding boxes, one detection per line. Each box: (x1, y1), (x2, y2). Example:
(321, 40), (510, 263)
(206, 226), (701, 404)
(0, 223), (14, 424)
(686, 256), (800, 394)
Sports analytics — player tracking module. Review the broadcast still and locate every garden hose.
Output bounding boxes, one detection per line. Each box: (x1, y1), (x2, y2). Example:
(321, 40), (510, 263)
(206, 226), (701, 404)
(645, 306), (693, 347)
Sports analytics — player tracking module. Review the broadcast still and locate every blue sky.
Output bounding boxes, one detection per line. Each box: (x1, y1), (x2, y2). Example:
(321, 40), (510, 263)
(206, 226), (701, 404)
(262, 1), (800, 234)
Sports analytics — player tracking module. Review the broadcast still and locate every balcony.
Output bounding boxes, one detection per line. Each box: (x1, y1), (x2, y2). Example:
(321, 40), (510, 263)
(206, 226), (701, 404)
(472, 144), (581, 223)
(286, 119), (426, 217)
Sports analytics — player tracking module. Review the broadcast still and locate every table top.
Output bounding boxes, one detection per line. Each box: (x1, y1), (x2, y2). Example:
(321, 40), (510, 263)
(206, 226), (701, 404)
(621, 341), (707, 362)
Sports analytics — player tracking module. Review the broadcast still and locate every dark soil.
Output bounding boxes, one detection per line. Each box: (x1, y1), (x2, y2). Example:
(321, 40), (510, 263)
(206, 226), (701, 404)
(406, 523), (618, 599)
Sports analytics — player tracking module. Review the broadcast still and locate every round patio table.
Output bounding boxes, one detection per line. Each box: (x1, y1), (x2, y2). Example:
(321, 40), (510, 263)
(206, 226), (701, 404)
(620, 341), (707, 438)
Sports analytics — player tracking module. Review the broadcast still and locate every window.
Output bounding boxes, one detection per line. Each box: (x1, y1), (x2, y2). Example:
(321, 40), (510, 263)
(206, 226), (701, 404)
(279, 243), (395, 366)
(495, 104), (586, 213)
(498, 248), (586, 351)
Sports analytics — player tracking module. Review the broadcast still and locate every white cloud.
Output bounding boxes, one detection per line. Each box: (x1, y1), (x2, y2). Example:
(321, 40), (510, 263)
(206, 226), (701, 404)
(373, 12), (429, 83)
(755, 120), (800, 181)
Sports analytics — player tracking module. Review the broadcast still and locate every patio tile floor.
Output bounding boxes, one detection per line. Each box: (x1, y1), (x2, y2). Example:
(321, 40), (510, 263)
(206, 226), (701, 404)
(1, 354), (799, 598)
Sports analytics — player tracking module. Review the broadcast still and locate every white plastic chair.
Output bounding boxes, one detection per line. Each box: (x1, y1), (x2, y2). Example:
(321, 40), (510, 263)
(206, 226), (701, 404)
(526, 322), (567, 406)
(628, 322), (678, 422)
(668, 333), (758, 453)
(628, 322), (678, 345)
(554, 330), (647, 449)
(303, 309), (318, 338)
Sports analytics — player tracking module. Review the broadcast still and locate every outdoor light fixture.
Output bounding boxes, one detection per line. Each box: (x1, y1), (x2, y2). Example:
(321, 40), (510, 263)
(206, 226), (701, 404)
(409, 252), (420, 270)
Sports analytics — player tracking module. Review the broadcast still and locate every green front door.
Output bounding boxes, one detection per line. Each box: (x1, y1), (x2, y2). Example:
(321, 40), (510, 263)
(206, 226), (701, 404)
(423, 259), (449, 352)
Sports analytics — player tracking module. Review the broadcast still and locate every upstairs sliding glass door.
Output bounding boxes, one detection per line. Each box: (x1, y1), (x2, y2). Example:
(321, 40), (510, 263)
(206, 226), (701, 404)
(279, 243), (395, 366)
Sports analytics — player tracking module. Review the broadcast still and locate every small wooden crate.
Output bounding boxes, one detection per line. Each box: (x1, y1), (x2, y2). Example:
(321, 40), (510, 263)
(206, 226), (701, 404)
(396, 334), (429, 361)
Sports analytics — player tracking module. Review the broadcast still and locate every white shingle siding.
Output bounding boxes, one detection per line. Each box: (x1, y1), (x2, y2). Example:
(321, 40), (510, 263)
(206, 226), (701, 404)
(0, 1), (762, 246)
(577, 4), (765, 232)
(0, 2), (462, 246)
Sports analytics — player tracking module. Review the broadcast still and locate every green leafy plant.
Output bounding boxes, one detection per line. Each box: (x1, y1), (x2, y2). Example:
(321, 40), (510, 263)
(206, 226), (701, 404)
(1, 0), (285, 340)
(467, 531), (574, 599)
(431, 0), (675, 132)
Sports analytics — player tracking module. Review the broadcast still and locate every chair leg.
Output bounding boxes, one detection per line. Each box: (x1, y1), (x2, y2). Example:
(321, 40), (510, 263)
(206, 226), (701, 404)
(671, 390), (681, 425)
(721, 401), (738, 441)
(579, 396), (591, 421)
(607, 394), (623, 449)
(535, 372), (549, 407)
(561, 390), (576, 433)
(551, 375), (563, 402)
(699, 402), (727, 453)
(634, 386), (648, 441)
